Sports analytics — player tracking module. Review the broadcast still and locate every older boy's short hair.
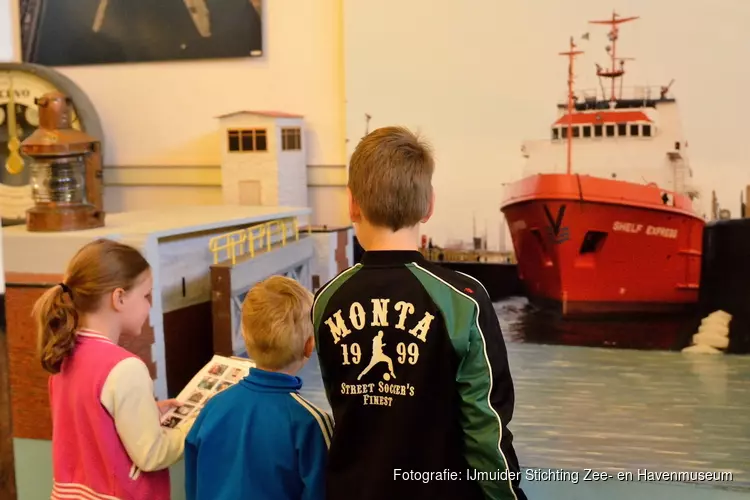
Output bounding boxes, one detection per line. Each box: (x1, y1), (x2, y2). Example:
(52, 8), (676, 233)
(348, 126), (435, 231)
(241, 275), (313, 370)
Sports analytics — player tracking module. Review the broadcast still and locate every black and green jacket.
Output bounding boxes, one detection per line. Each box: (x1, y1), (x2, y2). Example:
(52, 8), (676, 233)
(312, 250), (526, 500)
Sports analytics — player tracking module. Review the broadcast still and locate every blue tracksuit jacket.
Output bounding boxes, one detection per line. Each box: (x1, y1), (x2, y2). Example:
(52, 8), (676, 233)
(184, 368), (333, 500)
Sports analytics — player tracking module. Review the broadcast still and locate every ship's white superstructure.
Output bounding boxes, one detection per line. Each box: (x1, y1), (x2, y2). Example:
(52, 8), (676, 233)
(521, 86), (699, 204)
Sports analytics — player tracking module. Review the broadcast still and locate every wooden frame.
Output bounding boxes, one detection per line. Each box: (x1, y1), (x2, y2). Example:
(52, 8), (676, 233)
(281, 127), (302, 151)
(0, 293), (18, 500)
(210, 237), (314, 357)
(227, 128), (268, 152)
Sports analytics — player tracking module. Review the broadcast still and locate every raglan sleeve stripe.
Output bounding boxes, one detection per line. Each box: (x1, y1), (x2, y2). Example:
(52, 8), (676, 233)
(293, 392), (334, 437)
(460, 289), (523, 499)
(408, 263), (523, 499)
(290, 393), (333, 448)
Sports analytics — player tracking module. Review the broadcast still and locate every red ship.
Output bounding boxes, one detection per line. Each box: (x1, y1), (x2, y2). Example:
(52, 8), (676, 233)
(500, 12), (705, 317)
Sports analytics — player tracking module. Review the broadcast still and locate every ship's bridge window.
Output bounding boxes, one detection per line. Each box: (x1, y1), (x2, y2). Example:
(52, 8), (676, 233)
(605, 124), (615, 137)
(552, 127), (559, 140)
(630, 124), (640, 136)
(561, 126), (568, 139)
(583, 125), (591, 138)
(642, 124), (652, 137)
(617, 123), (627, 136)
(594, 125), (603, 137)
(572, 126), (580, 138)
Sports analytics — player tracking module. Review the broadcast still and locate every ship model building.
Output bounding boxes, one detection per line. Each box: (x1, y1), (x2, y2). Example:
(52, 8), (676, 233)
(500, 12), (705, 317)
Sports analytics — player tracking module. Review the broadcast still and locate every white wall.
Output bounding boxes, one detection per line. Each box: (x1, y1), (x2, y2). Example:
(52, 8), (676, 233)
(345, 0), (750, 250)
(0, 0), (16, 61)
(0, 0), (348, 223)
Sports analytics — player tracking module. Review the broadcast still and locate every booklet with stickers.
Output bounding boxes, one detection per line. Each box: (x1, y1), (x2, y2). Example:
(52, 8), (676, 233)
(160, 354), (255, 429)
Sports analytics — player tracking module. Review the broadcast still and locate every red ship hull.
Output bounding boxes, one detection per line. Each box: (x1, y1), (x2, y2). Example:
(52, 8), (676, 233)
(501, 174), (705, 317)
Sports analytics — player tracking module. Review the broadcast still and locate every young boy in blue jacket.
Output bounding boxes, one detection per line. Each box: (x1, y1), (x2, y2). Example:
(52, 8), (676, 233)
(185, 275), (332, 500)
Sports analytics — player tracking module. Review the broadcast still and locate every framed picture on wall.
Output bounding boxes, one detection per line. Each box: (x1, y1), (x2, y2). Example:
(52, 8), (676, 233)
(19, 0), (263, 66)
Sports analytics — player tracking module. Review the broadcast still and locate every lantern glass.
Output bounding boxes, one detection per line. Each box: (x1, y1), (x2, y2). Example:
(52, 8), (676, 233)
(29, 156), (87, 204)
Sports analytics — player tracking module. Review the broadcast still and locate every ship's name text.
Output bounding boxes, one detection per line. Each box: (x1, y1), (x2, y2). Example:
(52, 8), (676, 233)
(612, 221), (678, 239)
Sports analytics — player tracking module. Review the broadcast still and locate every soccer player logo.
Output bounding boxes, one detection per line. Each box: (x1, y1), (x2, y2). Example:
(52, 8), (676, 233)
(357, 331), (396, 381)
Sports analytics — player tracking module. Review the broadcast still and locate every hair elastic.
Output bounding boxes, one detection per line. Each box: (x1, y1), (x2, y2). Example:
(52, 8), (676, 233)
(59, 282), (72, 297)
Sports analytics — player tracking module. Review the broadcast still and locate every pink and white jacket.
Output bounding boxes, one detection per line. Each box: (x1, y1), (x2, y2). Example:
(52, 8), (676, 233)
(49, 330), (190, 500)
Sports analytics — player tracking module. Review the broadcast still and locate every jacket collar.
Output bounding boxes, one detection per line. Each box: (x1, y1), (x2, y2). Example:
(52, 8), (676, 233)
(360, 250), (426, 266)
(241, 368), (302, 392)
(76, 329), (114, 344)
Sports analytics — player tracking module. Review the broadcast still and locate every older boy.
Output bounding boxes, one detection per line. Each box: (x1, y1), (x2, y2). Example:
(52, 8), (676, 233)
(185, 276), (332, 500)
(312, 127), (526, 500)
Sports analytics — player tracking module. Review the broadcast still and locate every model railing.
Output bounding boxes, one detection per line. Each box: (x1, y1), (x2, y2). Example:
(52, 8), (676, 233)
(557, 85), (674, 106)
(209, 217), (310, 265)
(420, 248), (517, 264)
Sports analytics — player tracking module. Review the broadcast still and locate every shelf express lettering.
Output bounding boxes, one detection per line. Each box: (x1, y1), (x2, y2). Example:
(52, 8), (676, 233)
(612, 221), (678, 239)
(324, 299), (433, 408)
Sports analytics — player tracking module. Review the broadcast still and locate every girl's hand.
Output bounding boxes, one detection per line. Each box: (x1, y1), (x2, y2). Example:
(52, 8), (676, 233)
(157, 398), (182, 416)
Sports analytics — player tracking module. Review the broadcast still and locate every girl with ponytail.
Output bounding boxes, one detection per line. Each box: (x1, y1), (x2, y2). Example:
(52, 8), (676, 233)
(32, 238), (193, 500)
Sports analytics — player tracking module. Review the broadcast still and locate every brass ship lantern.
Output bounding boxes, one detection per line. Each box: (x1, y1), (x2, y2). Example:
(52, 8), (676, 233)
(20, 92), (105, 231)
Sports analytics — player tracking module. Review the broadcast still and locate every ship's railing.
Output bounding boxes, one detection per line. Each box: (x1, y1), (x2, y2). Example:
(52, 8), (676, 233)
(420, 248), (516, 264)
(208, 216), (310, 265)
(557, 85), (674, 106)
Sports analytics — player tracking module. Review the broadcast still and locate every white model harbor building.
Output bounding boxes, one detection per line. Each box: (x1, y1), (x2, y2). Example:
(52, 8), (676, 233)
(217, 110), (309, 214)
(216, 110), (354, 290)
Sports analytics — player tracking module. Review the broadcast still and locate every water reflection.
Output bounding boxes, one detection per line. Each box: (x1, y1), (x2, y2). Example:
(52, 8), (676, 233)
(495, 296), (698, 351)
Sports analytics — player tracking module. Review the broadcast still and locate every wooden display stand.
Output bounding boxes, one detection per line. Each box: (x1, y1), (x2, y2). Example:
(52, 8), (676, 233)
(210, 230), (315, 357)
(2, 205), (309, 440)
(304, 225), (354, 291)
(0, 294), (17, 499)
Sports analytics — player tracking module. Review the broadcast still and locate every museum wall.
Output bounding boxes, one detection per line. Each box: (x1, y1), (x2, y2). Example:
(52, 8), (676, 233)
(0, 0), (348, 224)
(0, 0), (13, 61)
(345, 0), (750, 249)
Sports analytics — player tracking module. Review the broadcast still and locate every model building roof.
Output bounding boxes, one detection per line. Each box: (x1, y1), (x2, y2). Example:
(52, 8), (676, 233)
(553, 110), (651, 126)
(215, 110), (304, 119)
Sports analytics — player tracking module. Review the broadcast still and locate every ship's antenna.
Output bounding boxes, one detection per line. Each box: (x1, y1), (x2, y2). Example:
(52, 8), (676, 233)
(559, 36), (584, 175)
(589, 11), (639, 101)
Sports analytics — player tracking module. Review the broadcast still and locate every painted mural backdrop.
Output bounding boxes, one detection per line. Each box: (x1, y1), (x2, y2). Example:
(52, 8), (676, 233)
(19, 0), (263, 66)
(345, 0), (750, 250)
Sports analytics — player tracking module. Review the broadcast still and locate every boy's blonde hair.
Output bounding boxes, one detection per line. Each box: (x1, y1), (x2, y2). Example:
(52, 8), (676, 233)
(241, 275), (313, 370)
(348, 126), (435, 231)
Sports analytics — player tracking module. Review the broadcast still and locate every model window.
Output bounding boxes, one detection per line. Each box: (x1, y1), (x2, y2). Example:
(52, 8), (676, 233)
(642, 124), (652, 137)
(605, 125), (615, 137)
(630, 124), (639, 137)
(281, 127), (302, 151)
(583, 126), (591, 138)
(561, 126), (568, 139)
(594, 125), (603, 137)
(617, 123), (627, 136)
(572, 126), (580, 138)
(227, 129), (267, 152)
(552, 127), (559, 140)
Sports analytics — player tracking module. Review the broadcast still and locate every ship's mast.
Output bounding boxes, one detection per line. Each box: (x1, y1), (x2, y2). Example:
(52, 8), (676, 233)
(559, 36), (583, 175)
(589, 11), (638, 102)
